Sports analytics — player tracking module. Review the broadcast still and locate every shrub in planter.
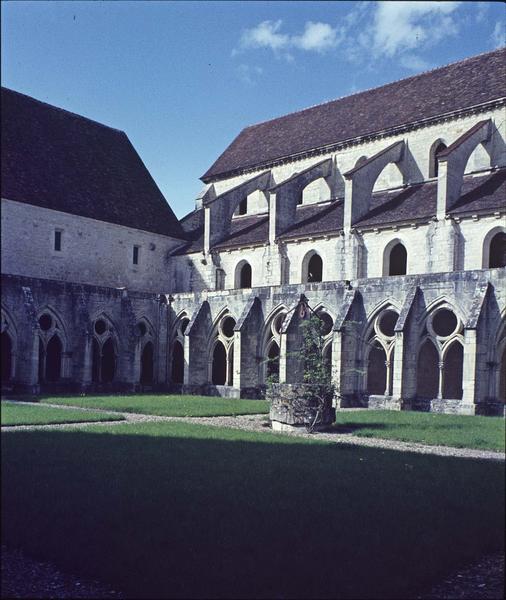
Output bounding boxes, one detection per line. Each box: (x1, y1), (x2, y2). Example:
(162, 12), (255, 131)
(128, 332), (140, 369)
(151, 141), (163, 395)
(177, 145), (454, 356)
(268, 310), (335, 432)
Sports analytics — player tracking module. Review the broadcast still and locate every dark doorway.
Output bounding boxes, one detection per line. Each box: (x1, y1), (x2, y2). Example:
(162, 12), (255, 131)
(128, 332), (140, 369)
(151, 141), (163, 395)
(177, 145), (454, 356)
(417, 340), (439, 398)
(101, 338), (116, 383)
(45, 335), (62, 382)
(140, 342), (154, 384)
(307, 254), (323, 282)
(239, 263), (252, 288)
(38, 339), (45, 383)
(323, 344), (332, 376)
(367, 343), (386, 395)
(489, 232), (506, 268)
(172, 340), (184, 384)
(1, 332), (12, 383)
(267, 342), (280, 381)
(443, 343), (463, 399)
(92, 338), (100, 383)
(212, 341), (227, 385)
(388, 243), (407, 276)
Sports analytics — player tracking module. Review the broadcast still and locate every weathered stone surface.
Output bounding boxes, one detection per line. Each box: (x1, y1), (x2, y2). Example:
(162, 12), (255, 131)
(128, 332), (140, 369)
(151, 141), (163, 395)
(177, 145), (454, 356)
(268, 383), (336, 429)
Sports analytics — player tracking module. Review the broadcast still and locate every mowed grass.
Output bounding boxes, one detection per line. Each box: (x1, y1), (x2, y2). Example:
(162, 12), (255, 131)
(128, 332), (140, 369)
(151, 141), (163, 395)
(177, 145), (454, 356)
(2, 422), (504, 599)
(39, 394), (269, 417)
(334, 410), (506, 452)
(1, 401), (124, 426)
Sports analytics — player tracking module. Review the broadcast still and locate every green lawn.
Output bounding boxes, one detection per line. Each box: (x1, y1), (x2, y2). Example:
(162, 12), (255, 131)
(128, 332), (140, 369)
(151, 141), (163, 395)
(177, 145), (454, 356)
(1, 401), (124, 426)
(38, 394), (269, 417)
(333, 410), (506, 452)
(2, 421), (504, 599)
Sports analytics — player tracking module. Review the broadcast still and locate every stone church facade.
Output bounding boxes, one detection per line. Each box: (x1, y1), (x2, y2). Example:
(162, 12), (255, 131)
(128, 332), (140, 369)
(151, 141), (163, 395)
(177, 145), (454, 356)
(2, 48), (505, 415)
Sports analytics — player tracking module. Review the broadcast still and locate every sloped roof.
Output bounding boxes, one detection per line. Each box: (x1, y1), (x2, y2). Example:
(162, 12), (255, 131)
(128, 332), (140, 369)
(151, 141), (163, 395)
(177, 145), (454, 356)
(202, 48), (506, 181)
(175, 169), (506, 253)
(1, 87), (184, 239)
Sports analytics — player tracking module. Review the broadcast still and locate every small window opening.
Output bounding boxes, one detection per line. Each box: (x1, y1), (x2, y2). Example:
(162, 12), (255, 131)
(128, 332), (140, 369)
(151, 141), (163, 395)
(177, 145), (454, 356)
(239, 263), (252, 289)
(238, 198), (248, 215)
(54, 230), (62, 252)
(431, 142), (447, 178)
(388, 243), (407, 276)
(133, 245), (140, 265)
(307, 254), (323, 283)
(489, 232), (506, 268)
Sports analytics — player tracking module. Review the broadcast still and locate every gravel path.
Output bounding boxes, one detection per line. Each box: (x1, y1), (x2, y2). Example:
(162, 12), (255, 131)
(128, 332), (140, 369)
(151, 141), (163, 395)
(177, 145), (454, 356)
(2, 401), (504, 461)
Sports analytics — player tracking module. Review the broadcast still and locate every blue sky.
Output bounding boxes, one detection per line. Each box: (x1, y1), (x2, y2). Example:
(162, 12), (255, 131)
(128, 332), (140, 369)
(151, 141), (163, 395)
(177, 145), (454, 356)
(2, 1), (505, 218)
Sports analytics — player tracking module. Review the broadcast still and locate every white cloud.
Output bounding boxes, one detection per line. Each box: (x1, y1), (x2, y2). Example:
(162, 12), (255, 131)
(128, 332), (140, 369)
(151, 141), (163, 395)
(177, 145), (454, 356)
(370, 1), (461, 57)
(293, 21), (340, 53)
(239, 20), (289, 52)
(491, 21), (506, 48)
(237, 19), (340, 58)
(236, 64), (264, 86)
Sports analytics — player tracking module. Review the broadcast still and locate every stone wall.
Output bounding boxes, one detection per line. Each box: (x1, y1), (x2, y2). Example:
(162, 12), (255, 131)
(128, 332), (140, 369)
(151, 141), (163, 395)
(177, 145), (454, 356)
(1, 199), (184, 293)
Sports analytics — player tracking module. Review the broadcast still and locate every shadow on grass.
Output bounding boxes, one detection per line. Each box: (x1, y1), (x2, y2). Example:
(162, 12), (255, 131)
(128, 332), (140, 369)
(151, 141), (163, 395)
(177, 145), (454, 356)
(2, 423), (504, 599)
(330, 422), (388, 434)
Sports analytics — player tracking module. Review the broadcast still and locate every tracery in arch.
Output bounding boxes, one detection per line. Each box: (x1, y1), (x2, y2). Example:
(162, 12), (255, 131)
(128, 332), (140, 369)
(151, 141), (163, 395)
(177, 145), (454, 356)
(36, 308), (67, 384)
(91, 314), (118, 384)
(209, 312), (236, 386)
(416, 304), (464, 400)
(170, 313), (189, 384)
(364, 307), (399, 396)
(261, 307), (287, 383)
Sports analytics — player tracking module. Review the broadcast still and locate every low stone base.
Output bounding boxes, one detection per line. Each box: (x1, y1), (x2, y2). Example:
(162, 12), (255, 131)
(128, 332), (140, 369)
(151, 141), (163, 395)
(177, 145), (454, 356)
(271, 420), (330, 433)
(366, 395), (403, 411)
(268, 383), (335, 428)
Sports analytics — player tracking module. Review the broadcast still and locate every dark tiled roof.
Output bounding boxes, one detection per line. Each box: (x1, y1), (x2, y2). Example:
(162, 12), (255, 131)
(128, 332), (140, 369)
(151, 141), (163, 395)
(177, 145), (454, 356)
(174, 169), (505, 253)
(1, 87), (184, 239)
(451, 168), (506, 215)
(278, 201), (344, 240)
(214, 214), (269, 250)
(202, 48), (506, 181)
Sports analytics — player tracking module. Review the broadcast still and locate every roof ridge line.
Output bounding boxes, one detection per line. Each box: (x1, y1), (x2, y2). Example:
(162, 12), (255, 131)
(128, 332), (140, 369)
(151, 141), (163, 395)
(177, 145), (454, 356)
(241, 47), (506, 130)
(1, 86), (126, 134)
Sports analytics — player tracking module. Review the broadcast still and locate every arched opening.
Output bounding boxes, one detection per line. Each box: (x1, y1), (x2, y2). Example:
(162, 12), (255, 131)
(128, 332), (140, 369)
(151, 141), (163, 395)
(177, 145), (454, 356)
(499, 346), (506, 402)
(430, 141), (447, 178)
(212, 341), (227, 385)
(227, 344), (234, 386)
(307, 254), (323, 283)
(45, 335), (62, 382)
(171, 340), (184, 384)
(92, 338), (100, 383)
(38, 339), (45, 383)
(388, 243), (407, 276)
(266, 341), (280, 381)
(237, 197), (247, 215)
(101, 338), (116, 383)
(1, 331), (12, 383)
(489, 232), (506, 268)
(140, 342), (154, 384)
(367, 342), (387, 395)
(323, 344), (332, 376)
(416, 340), (439, 399)
(443, 342), (463, 399)
(239, 263), (252, 289)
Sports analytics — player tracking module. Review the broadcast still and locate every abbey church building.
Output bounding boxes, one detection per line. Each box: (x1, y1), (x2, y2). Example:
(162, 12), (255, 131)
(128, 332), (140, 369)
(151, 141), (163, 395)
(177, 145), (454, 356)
(1, 48), (505, 415)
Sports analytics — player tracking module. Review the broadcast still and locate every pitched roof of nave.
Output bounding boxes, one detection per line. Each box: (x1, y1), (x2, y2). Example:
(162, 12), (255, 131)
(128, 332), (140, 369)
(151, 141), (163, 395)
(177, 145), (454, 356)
(174, 168), (506, 254)
(1, 87), (185, 239)
(202, 48), (506, 182)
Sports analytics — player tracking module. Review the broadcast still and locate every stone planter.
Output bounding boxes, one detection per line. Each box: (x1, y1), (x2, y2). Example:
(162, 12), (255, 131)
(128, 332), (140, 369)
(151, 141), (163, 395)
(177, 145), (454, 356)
(268, 383), (335, 431)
